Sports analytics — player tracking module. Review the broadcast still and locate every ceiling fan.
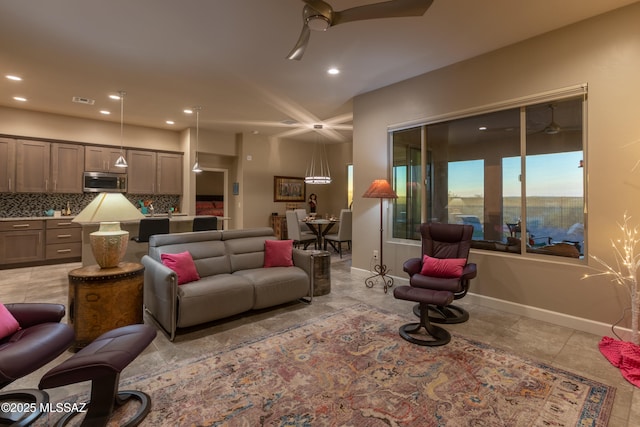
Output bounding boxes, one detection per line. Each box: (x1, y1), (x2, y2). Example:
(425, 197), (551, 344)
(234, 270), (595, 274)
(287, 0), (434, 60)
(541, 103), (561, 135)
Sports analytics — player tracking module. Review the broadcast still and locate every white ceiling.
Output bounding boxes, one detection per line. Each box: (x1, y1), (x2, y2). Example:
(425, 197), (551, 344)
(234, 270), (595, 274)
(0, 0), (636, 143)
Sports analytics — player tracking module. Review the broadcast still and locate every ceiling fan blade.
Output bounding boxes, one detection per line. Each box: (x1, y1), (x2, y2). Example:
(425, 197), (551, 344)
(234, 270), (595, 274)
(333, 0), (433, 26)
(286, 24), (311, 60)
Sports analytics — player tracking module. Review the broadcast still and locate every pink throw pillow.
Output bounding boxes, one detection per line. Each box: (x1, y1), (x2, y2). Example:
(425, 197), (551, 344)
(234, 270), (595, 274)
(0, 304), (20, 339)
(420, 255), (466, 278)
(264, 240), (294, 268)
(161, 251), (201, 285)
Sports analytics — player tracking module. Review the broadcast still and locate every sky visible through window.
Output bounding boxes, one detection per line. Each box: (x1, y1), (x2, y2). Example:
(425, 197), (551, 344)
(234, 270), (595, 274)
(448, 151), (583, 197)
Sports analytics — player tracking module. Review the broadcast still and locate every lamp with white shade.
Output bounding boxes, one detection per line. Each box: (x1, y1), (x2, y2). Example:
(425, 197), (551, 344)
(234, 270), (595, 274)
(72, 193), (145, 268)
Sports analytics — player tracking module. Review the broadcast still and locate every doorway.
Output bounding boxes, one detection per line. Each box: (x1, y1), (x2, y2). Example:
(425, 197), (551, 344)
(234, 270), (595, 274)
(195, 168), (228, 223)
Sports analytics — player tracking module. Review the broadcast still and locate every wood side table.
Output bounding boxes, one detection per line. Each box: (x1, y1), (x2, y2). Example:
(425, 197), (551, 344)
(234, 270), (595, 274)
(68, 262), (145, 349)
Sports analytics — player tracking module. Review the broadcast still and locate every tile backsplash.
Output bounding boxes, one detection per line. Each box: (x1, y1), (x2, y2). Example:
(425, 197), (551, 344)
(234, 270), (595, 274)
(0, 193), (181, 218)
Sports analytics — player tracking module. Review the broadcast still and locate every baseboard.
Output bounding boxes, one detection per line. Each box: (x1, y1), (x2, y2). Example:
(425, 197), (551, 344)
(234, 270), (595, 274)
(350, 267), (631, 340)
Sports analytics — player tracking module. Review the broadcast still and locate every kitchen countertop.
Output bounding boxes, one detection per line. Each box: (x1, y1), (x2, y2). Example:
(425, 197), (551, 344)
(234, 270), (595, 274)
(0, 216), (77, 221)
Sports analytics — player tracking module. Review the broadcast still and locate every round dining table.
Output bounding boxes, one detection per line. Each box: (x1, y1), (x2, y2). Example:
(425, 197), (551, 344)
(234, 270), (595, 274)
(302, 218), (339, 248)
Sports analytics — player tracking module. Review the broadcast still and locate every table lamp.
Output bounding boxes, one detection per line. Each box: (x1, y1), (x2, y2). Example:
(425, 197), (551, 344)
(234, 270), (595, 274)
(72, 193), (145, 268)
(362, 179), (398, 293)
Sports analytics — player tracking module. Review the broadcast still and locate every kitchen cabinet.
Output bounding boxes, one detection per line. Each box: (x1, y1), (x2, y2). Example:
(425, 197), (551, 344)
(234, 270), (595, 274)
(157, 152), (183, 195)
(127, 150), (183, 195)
(45, 219), (82, 260)
(85, 146), (127, 173)
(0, 137), (16, 193)
(126, 150), (156, 194)
(0, 220), (45, 264)
(16, 140), (51, 193)
(51, 143), (84, 193)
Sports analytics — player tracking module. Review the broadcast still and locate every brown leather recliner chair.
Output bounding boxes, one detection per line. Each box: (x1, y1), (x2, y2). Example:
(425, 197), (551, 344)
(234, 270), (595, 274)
(403, 223), (477, 324)
(0, 303), (74, 426)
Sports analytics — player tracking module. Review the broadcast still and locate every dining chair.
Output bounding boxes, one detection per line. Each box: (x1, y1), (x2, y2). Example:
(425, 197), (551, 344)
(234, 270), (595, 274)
(285, 211), (316, 249)
(324, 209), (352, 258)
(132, 218), (170, 243)
(193, 216), (218, 232)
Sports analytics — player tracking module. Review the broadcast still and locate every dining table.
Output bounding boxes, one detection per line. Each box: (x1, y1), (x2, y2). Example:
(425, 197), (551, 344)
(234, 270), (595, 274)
(302, 218), (339, 248)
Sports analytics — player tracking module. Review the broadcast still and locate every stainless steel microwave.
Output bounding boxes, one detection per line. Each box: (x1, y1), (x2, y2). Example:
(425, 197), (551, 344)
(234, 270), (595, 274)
(83, 172), (127, 193)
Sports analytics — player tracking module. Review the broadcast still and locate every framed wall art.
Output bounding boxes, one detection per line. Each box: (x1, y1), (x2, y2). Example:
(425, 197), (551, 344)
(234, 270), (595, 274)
(274, 176), (306, 202)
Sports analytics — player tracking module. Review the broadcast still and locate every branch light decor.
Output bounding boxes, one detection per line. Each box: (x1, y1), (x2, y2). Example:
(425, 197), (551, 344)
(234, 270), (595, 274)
(305, 125), (331, 184)
(114, 90), (128, 168)
(583, 213), (640, 345)
(362, 179), (398, 293)
(72, 193), (145, 268)
(191, 106), (203, 173)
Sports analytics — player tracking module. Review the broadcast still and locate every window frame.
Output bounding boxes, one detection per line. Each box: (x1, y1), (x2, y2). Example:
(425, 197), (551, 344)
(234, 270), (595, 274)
(387, 84), (588, 261)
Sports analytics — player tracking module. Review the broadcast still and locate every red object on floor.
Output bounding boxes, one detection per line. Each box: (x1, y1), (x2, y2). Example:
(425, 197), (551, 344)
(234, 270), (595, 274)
(599, 336), (640, 387)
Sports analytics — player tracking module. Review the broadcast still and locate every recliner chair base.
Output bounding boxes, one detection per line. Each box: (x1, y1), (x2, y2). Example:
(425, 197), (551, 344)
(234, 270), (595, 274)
(394, 286), (453, 346)
(413, 302), (469, 324)
(0, 389), (49, 427)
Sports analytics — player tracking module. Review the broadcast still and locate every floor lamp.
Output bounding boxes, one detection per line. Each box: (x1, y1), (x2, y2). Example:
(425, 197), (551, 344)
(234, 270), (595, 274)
(362, 179), (398, 293)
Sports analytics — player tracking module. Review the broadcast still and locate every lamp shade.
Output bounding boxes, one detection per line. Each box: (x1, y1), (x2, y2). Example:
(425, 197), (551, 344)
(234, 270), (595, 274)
(72, 193), (144, 223)
(362, 179), (398, 199)
(73, 193), (145, 268)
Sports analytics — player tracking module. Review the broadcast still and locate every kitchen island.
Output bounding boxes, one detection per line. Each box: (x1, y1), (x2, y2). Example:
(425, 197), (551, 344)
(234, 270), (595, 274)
(79, 215), (202, 266)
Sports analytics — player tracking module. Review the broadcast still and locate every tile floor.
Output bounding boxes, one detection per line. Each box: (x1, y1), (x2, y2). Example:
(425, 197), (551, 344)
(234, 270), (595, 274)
(2, 257), (639, 426)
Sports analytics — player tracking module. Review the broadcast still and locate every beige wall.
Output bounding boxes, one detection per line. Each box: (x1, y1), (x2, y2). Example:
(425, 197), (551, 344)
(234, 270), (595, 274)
(352, 3), (640, 332)
(0, 106), (180, 151)
(236, 133), (352, 229)
(0, 108), (355, 231)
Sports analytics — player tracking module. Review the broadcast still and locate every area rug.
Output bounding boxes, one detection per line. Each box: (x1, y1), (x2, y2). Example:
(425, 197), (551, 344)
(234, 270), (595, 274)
(39, 304), (614, 426)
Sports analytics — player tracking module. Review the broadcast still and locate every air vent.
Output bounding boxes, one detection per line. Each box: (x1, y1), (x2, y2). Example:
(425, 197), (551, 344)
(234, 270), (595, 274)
(72, 96), (95, 105)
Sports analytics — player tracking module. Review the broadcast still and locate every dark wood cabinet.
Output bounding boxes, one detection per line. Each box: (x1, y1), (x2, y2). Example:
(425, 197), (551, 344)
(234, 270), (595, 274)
(270, 215), (288, 240)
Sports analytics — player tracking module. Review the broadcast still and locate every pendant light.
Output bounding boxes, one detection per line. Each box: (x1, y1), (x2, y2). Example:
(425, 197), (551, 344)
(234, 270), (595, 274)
(113, 90), (128, 168)
(304, 126), (331, 184)
(191, 106), (203, 173)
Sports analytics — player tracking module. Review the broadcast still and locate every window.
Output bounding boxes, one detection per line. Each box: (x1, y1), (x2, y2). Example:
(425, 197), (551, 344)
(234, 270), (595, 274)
(347, 164), (353, 209)
(390, 92), (586, 259)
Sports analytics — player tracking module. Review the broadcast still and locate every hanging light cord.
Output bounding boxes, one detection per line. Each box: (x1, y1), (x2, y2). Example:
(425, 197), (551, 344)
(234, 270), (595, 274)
(119, 90), (125, 154)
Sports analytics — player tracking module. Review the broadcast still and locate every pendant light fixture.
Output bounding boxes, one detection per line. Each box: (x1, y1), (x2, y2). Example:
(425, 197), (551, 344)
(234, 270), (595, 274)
(305, 125), (331, 184)
(113, 90), (128, 168)
(191, 106), (203, 173)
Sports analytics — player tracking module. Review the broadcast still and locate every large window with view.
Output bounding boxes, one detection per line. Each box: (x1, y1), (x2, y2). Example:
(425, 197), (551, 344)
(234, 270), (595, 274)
(390, 92), (585, 259)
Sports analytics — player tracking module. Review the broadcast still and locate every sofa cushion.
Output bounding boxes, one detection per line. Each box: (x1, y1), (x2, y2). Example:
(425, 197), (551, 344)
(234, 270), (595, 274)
(176, 274), (254, 328)
(420, 255), (466, 278)
(225, 235), (277, 272)
(0, 304), (20, 339)
(264, 240), (293, 267)
(234, 267), (309, 309)
(161, 251), (200, 285)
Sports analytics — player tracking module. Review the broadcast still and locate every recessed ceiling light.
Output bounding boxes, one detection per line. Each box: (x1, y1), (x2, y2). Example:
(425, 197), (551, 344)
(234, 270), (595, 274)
(109, 94), (121, 100)
(327, 68), (340, 75)
(478, 126), (487, 131)
(183, 109), (193, 114)
(99, 110), (111, 115)
(166, 120), (175, 125)
(6, 75), (22, 81)
(13, 96), (27, 102)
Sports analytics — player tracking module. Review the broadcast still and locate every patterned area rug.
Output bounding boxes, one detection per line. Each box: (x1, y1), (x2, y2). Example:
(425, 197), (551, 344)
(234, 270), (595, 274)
(39, 304), (614, 426)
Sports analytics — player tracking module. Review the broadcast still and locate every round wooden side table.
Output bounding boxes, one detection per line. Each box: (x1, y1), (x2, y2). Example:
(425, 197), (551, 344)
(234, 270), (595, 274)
(68, 262), (145, 349)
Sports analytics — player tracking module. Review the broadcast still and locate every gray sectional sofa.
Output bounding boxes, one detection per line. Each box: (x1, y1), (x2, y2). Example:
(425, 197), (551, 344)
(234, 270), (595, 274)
(141, 227), (314, 340)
